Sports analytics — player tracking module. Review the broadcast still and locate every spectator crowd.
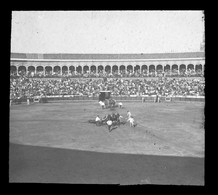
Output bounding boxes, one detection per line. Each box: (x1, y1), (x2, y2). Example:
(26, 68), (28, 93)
(10, 75), (205, 100)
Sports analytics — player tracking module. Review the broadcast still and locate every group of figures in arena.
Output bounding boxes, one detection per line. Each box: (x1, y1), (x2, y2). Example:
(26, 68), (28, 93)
(88, 110), (137, 132)
(99, 98), (123, 109)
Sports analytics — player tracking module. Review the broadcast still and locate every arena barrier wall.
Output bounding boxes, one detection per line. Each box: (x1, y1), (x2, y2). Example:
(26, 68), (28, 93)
(11, 95), (204, 104)
(113, 95), (204, 102)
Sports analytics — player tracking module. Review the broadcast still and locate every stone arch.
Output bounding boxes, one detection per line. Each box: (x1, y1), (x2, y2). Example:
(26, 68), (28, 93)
(18, 65), (26, 73)
(195, 64), (203, 76)
(10, 66), (17, 75)
(141, 65), (147, 72)
(127, 65), (133, 72)
(98, 65), (103, 73)
(172, 64), (178, 75)
(28, 66), (35, 72)
(76, 66), (82, 73)
(90, 65), (96, 73)
(36, 66), (44, 72)
(187, 64), (194, 70)
(62, 66), (68, 74)
(120, 65), (125, 73)
(53, 66), (60, 73)
(164, 64), (170, 71)
(134, 65), (140, 72)
(45, 66), (52, 74)
(156, 64), (163, 72)
(112, 65), (118, 73)
(195, 64), (202, 71)
(83, 65), (89, 73)
(69, 66), (75, 73)
(149, 65), (155, 72)
(172, 64), (178, 70)
(105, 65), (111, 73)
(179, 64), (186, 71)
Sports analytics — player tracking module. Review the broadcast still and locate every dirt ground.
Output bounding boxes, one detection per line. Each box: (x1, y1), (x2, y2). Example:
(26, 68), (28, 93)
(9, 143), (204, 185)
(9, 101), (205, 157)
(9, 100), (205, 185)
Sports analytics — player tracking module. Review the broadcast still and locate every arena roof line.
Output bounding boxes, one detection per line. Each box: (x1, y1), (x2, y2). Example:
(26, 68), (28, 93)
(11, 52), (205, 60)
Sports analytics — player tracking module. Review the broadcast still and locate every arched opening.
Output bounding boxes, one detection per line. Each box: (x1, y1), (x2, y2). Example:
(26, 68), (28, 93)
(35, 66), (44, 76)
(164, 65), (170, 76)
(90, 65), (96, 73)
(76, 66), (82, 73)
(187, 64), (194, 70)
(195, 64), (202, 71)
(141, 65), (147, 75)
(195, 64), (202, 76)
(27, 66), (35, 77)
(127, 65), (133, 72)
(62, 66), (68, 75)
(172, 64), (178, 71)
(36, 66), (43, 72)
(179, 64), (186, 76)
(120, 65), (125, 75)
(28, 66), (35, 72)
(36, 66), (43, 74)
(98, 65), (103, 73)
(10, 66), (17, 76)
(149, 65), (155, 76)
(45, 66), (52, 76)
(179, 64), (186, 71)
(105, 65), (111, 73)
(134, 65), (140, 73)
(141, 65), (147, 71)
(83, 65), (89, 74)
(172, 64), (178, 75)
(53, 66), (60, 76)
(69, 66), (75, 74)
(18, 66), (26, 75)
(156, 65), (163, 71)
(164, 65), (170, 71)
(112, 65), (118, 73)
(156, 64), (163, 75)
(149, 65), (155, 72)
(187, 64), (194, 76)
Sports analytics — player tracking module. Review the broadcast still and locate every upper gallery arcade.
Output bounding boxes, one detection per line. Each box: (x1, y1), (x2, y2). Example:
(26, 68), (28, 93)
(10, 52), (205, 76)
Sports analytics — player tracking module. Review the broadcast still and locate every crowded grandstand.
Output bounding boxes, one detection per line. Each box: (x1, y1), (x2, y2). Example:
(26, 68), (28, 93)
(10, 52), (205, 103)
(10, 76), (205, 100)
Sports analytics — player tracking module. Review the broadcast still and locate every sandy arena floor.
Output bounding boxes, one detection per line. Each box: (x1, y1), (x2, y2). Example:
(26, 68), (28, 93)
(9, 101), (205, 158)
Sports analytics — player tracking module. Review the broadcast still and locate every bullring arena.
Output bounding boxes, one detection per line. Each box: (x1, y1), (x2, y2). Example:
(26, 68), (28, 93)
(10, 52), (205, 185)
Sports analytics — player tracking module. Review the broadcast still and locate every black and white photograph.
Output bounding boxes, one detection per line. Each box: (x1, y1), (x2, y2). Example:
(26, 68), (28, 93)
(9, 10), (205, 185)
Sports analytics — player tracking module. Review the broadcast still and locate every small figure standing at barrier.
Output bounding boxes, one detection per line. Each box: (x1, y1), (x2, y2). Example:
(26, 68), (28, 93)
(27, 98), (29, 105)
(154, 93), (160, 103)
(142, 97), (145, 103)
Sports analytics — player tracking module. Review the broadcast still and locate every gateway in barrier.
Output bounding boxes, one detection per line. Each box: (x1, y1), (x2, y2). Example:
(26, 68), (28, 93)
(99, 91), (111, 102)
